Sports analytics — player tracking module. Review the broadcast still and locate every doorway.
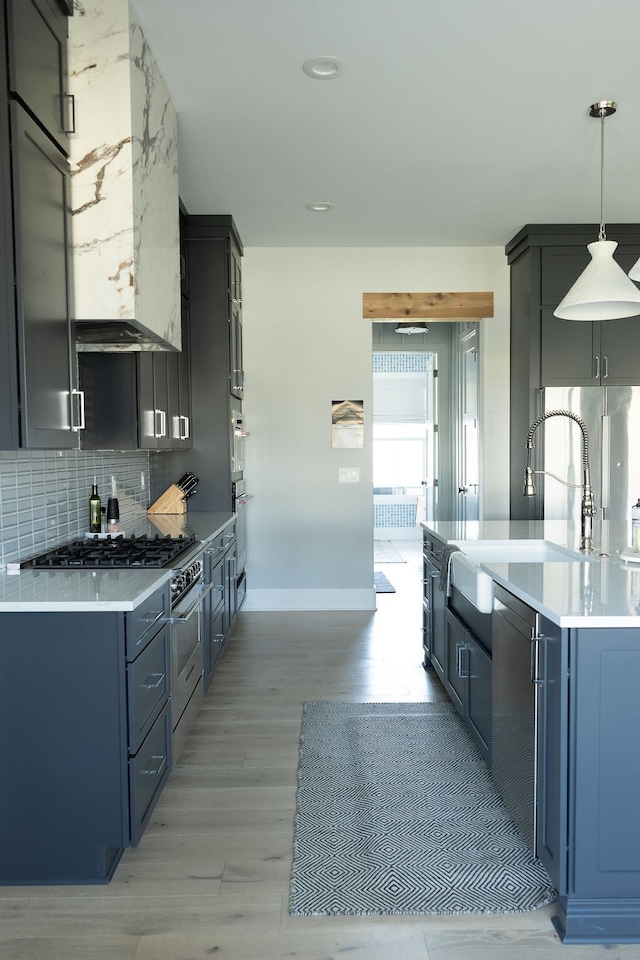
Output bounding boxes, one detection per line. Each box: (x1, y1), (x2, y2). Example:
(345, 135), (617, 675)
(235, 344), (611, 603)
(372, 350), (438, 539)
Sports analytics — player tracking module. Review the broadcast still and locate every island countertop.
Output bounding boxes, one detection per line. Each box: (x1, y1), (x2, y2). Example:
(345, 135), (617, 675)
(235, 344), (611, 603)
(0, 510), (234, 612)
(420, 518), (640, 627)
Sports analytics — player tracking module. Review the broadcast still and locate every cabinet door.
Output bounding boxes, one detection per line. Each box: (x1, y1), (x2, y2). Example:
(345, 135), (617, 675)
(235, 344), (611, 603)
(541, 307), (598, 386)
(466, 635), (492, 763)
(535, 617), (568, 893)
(168, 302), (192, 448)
(11, 104), (78, 448)
(599, 315), (640, 385)
(422, 550), (432, 667)
(229, 245), (243, 399)
(138, 353), (169, 450)
(6, 0), (70, 154)
(444, 608), (466, 713)
(430, 562), (446, 679)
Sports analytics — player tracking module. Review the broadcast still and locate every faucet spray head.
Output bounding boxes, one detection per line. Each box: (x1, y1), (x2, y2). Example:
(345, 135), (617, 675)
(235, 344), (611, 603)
(523, 466), (536, 497)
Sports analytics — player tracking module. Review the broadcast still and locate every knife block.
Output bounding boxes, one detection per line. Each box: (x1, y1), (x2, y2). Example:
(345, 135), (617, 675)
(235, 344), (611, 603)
(147, 484), (187, 515)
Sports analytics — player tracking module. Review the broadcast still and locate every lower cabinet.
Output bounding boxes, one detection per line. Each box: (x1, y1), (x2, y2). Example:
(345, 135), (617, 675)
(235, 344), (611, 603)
(204, 521), (237, 691)
(443, 607), (492, 764)
(0, 582), (171, 884)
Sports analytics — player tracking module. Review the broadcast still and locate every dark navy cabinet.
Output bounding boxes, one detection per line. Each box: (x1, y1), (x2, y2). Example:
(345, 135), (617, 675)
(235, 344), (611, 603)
(549, 625), (640, 943)
(0, 582), (171, 884)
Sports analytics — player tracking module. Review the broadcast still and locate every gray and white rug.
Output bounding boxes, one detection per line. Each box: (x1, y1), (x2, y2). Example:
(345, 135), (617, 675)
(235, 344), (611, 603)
(374, 571), (396, 593)
(290, 701), (556, 916)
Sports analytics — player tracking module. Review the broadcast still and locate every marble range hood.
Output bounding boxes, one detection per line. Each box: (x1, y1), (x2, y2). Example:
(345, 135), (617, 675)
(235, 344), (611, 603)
(68, 0), (180, 351)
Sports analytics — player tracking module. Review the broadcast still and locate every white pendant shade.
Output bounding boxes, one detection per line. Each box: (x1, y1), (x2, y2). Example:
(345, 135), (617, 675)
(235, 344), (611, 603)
(554, 240), (640, 320)
(629, 255), (640, 282)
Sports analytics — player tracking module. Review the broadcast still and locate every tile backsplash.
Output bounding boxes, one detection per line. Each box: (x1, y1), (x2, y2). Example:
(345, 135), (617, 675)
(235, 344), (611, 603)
(0, 450), (150, 569)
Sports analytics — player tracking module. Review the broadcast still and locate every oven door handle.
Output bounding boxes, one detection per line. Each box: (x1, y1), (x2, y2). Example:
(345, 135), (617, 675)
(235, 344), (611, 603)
(170, 583), (214, 623)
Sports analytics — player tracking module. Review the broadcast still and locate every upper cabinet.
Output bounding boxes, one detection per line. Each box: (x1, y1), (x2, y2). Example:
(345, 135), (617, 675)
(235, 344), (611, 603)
(539, 244), (640, 386)
(68, 0), (181, 350)
(5, 0), (73, 155)
(506, 224), (640, 516)
(0, 0), (81, 450)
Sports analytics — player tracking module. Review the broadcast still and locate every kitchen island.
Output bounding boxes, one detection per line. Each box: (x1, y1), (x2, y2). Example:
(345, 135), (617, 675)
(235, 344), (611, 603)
(422, 518), (640, 945)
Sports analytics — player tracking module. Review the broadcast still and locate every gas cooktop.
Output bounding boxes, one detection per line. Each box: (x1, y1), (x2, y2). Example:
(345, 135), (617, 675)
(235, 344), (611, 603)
(19, 534), (197, 570)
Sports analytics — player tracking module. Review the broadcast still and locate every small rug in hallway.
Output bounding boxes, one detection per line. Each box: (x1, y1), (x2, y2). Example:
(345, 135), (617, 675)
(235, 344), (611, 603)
(290, 701), (556, 916)
(374, 571), (396, 593)
(373, 540), (406, 563)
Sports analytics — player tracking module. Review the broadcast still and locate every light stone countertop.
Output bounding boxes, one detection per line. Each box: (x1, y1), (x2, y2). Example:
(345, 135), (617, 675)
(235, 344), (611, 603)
(0, 511), (234, 612)
(421, 519), (640, 627)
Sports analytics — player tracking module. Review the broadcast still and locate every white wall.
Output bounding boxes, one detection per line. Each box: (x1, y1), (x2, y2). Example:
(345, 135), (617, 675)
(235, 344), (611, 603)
(242, 247), (510, 611)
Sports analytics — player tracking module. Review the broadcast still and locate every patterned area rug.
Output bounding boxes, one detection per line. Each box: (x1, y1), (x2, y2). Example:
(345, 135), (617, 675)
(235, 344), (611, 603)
(373, 540), (406, 563)
(290, 701), (556, 916)
(374, 571), (395, 593)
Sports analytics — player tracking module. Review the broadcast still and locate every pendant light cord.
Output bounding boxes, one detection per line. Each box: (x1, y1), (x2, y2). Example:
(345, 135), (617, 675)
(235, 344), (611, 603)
(599, 105), (606, 241)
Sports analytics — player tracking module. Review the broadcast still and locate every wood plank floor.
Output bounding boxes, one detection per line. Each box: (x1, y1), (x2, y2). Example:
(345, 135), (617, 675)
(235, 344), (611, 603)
(0, 541), (636, 959)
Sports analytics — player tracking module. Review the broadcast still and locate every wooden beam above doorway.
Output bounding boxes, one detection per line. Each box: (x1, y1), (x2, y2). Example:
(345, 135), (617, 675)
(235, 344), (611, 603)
(363, 291), (494, 321)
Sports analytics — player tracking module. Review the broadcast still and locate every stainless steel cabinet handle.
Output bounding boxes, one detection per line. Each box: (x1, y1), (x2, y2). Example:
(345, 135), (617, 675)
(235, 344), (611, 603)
(170, 583), (214, 623)
(62, 92), (76, 134)
(142, 610), (165, 627)
(594, 355), (600, 379)
(603, 356), (609, 379)
(179, 415), (190, 440)
(71, 389), (85, 431)
(141, 755), (167, 777)
(142, 672), (166, 689)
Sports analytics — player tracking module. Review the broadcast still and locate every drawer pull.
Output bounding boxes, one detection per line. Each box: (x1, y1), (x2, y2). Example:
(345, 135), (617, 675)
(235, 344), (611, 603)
(141, 755), (167, 777)
(142, 610), (165, 628)
(142, 672), (166, 689)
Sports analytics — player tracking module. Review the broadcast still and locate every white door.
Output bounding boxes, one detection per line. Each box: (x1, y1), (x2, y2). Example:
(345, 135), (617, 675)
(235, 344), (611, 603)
(457, 329), (479, 521)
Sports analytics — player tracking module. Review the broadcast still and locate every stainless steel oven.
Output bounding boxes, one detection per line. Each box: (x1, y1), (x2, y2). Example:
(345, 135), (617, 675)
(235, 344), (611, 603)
(169, 547), (212, 759)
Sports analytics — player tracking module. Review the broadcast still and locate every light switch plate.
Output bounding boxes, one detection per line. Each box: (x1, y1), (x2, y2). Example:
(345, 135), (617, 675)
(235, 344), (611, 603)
(339, 467), (360, 483)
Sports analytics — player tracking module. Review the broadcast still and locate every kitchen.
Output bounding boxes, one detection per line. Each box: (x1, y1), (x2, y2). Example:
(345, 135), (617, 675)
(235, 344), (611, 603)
(2, 0), (640, 957)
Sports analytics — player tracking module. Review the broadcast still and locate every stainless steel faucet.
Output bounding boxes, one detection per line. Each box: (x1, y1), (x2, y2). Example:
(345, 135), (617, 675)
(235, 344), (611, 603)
(523, 410), (597, 552)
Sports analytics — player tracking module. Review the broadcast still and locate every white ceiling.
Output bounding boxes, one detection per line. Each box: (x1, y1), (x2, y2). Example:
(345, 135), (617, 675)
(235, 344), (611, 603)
(131, 0), (640, 248)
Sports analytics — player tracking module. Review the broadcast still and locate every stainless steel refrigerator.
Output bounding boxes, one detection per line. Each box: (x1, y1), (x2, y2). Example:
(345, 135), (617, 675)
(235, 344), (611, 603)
(538, 386), (640, 525)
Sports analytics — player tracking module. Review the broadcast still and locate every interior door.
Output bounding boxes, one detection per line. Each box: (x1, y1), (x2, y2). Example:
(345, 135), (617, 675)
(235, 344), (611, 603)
(457, 329), (479, 521)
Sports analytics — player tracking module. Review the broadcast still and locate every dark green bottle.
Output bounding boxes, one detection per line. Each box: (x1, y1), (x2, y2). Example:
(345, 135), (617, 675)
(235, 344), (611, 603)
(89, 481), (101, 533)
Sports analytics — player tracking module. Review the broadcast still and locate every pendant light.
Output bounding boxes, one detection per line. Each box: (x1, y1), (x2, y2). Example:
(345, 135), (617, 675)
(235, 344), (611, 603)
(554, 101), (640, 321)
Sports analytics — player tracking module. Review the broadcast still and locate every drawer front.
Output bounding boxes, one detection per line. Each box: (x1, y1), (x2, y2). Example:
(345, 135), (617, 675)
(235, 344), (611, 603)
(129, 701), (171, 846)
(209, 555), (225, 612)
(127, 622), (170, 754)
(172, 638), (203, 730)
(205, 604), (225, 689)
(126, 583), (170, 660)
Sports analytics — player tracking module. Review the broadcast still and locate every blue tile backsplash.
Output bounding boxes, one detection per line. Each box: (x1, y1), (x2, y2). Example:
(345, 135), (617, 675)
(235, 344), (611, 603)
(0, 450), (150, 569)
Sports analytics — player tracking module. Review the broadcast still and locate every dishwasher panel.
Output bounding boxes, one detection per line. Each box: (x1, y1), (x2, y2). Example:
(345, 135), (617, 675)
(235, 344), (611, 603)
(492, 584), (538, 853)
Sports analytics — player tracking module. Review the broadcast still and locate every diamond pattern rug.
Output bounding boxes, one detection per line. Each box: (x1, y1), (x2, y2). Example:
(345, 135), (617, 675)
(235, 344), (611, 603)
(290, 701), (556, 916)
(374, 571), (395, 593)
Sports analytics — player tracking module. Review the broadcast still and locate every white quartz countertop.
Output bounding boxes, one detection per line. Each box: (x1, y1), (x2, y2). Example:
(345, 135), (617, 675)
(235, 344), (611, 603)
(0, 511), (234, 612)
(421, 519), (640, 627)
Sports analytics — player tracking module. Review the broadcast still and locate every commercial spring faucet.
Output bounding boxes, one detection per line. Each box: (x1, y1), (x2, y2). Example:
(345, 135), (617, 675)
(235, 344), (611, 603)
(523, 410), (597, 552)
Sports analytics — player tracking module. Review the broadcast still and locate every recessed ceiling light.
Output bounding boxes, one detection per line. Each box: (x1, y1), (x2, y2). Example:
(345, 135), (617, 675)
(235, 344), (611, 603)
(306, 202), (334, 212)
(302, 57), (346, 80)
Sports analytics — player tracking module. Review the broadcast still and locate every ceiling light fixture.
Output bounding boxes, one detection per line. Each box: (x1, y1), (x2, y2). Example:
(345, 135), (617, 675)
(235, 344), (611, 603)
(302, 57), (346, 80)
(394, 322), (429, 335)
(306, 202), (334, 212)
(554, 101), (640, 321)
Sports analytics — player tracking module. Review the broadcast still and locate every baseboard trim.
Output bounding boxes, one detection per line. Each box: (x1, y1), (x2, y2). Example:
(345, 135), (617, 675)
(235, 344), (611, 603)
(242, 588), (376, 611)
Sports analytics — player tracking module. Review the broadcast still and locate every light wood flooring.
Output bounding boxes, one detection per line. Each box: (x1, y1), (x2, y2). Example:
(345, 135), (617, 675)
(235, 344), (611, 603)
(0, 542), (636, 959)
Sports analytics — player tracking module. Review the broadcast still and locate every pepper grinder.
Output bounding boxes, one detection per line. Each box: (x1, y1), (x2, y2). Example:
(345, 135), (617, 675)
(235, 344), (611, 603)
(106, 476), (119, 534)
